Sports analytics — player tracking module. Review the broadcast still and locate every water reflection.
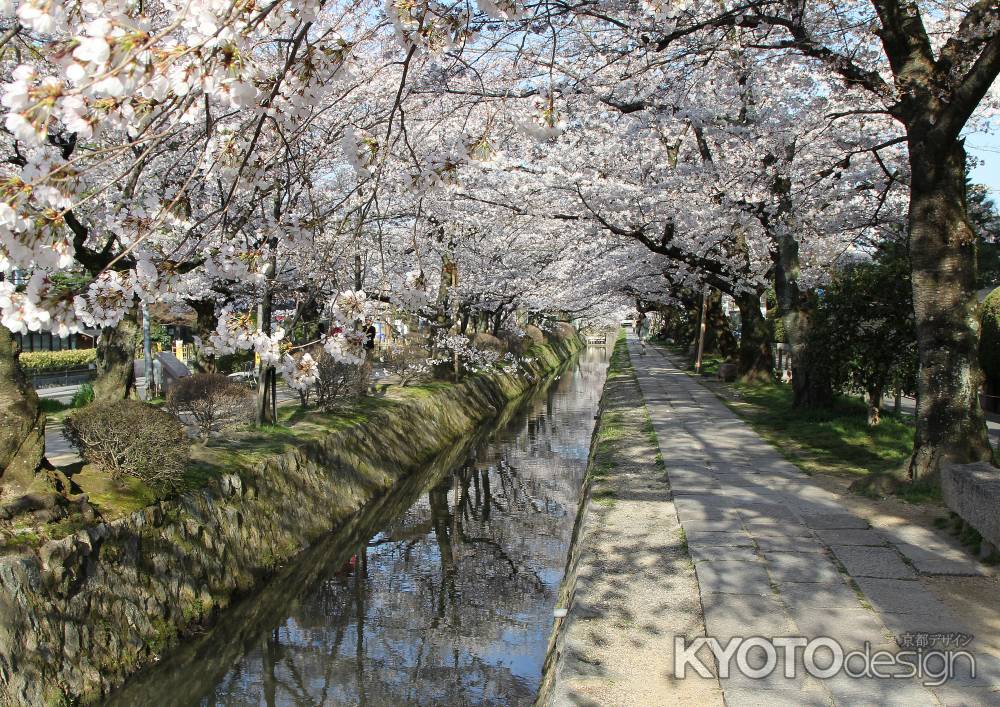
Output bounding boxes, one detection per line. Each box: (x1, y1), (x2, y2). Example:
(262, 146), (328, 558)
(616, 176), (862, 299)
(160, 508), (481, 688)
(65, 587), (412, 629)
(104, 346), (610, 707)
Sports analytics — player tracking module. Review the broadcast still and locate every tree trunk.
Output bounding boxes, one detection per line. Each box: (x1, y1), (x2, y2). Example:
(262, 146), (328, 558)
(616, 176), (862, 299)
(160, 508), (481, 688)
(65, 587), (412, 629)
(190, 299), (218, 374)
(774, 225), (832, 408)
(907, 139), (993, 481)
(255, 292), (275, 426)
(93, 312), (138, 402)
(735, 291), (773, 381)
(867, 385), (883, 427)
(703, 290), (737, 358)
(0, 325), (44, 495)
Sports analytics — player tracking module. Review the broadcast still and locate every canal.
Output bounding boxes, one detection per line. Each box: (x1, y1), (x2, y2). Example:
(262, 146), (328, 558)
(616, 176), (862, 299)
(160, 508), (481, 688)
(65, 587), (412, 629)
(103, 345), (610, 706)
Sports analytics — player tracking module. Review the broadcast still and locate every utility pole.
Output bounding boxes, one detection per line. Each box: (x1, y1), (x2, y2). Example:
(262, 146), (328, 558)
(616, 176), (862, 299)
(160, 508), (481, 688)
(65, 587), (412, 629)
(695, 289), (709, 374)
(142, 303), (154, 400)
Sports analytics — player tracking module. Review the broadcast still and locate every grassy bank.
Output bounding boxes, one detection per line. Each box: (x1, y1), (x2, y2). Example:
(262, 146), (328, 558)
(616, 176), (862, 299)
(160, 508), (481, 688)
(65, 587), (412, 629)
(657, 342), (915, 485)
(46, 336), (581, 534)
(724, 382), (914, 480)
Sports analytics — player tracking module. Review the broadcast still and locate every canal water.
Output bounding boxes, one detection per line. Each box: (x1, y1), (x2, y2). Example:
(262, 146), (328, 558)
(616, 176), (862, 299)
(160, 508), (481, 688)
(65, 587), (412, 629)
(103, 345), (611, 707)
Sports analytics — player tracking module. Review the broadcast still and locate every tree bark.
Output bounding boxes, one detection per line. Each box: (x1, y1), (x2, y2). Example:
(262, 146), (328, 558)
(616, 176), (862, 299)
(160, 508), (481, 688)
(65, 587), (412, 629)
(703, 290), (737, 358)
(93, 312), (138, 402)
(190, 299), (218, 374)
(735, 291), (773, 381)
(0, 325), (44, 494)
(255, 290), (275, 426)
(774, 223), (832, 408)
(907, 139), (993, 480)
(867, 385), (883, 428)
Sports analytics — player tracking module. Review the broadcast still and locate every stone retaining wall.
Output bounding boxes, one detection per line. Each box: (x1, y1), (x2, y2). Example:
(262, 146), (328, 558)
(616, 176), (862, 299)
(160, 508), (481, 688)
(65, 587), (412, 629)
(0, 333), (581, 706)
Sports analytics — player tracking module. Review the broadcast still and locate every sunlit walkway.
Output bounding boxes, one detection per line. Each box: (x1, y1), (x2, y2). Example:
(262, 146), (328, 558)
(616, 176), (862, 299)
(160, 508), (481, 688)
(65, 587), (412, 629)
(629, 334), (1000, 706)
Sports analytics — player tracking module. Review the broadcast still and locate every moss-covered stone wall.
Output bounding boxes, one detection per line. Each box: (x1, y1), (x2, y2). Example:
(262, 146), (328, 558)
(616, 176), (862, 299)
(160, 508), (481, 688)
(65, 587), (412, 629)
(0, 333), (582, 706)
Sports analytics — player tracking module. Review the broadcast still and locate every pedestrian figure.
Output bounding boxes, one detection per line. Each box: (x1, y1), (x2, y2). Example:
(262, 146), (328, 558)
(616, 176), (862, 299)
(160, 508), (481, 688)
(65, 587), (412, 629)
(636, 312), (650, 355)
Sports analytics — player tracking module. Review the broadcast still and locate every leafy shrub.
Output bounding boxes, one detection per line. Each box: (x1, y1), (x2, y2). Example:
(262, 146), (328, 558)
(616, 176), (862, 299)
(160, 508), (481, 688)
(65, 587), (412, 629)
(166, 373), (254, 440)
(980, 288), (1000, 385)
(71, 382), (94, 408)
(802, 243), (918, 424)
(20, 349), (96, 374)
(64, 400), (189, 491)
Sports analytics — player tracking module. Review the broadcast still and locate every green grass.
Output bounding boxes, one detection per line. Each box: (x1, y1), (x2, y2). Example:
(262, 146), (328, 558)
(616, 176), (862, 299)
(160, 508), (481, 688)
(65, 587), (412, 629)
(725, 381), (914, 480)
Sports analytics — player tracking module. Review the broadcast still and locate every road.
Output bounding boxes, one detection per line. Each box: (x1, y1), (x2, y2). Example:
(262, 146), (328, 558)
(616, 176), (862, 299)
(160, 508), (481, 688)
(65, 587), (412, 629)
(883, 394), (1000, 450)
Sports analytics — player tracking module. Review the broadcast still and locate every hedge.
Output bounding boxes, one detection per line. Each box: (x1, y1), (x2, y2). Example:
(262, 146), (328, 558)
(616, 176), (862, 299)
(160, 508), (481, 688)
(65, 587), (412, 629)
(19, 349), (97, 375)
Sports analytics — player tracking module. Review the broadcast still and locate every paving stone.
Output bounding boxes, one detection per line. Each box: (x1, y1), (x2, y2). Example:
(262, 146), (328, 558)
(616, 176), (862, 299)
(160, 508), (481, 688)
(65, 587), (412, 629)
(738, 505), (804, 524)
(931, 684), (1000, 706)
(878, 611), (971, 647)
(721, 686), (832, 707)
(892, 541), (987, 577)
(675, 498), (742, 518)
(788, 606), (890, 648)
(927, 650), (1000, 688)
(687, 530), (755, 547)
(815, 528), (888, 547)
(801, 513), (871, 530)
(822, 675), (939, 706)
(751, 533), (826, 554)
(717, 668), (823, 694)
(777, 580), (862, 609)
(672, 484), (725, 495)
(764, 552), (844, 584)
(830, 545), (917, 579)
(683, 519), (747, 533)
(690, 545), (761, 563)
(852, 577), (948, 614)
(696, 561), (774, 595)
(675, 505), (741, 523)
(701, 592), (791, 638)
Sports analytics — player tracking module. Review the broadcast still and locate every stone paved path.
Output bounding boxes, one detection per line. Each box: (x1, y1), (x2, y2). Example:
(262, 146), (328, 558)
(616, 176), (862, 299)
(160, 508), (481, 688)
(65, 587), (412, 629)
(628, 334), (1000, 706)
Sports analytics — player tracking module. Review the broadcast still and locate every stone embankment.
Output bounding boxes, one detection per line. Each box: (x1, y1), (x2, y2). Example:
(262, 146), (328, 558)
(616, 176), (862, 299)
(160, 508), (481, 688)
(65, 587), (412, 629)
(0, 328), (581, 706)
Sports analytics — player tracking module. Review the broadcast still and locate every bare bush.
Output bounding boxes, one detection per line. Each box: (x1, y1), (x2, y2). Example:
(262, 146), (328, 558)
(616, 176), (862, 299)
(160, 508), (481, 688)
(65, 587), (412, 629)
(314, 351), (363, 409)
(63, 400), (189, 492)
(166, 373), (255, 440)
(378, 341), (431, 386)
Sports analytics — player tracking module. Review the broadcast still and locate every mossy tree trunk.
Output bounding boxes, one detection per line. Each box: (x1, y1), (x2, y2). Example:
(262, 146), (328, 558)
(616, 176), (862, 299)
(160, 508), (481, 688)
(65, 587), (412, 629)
(703, 290), (737, 358)
(0, 325), (45, 495)
(867, 384), (883, 427)
(766, 164), (832, 409)
(736, 291), (773, 381)
(93, 312), (139, 402)
(907, 138), (993, 480)
(190, 299), (218, 374)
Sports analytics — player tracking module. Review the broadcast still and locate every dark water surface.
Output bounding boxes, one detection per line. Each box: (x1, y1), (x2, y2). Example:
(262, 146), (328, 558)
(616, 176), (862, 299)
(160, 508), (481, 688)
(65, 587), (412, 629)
(103, 346), (610, 707)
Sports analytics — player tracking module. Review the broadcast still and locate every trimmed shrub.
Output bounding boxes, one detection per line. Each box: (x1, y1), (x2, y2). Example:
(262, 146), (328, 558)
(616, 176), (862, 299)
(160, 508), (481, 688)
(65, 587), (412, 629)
(20, 348), (96, 374)
(523, 324), (545, 345)
(471, 332), (505, 351)
(64, 400), (189, 491)
(166, 373), (254, 440)
(550, 321), (577, 342)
